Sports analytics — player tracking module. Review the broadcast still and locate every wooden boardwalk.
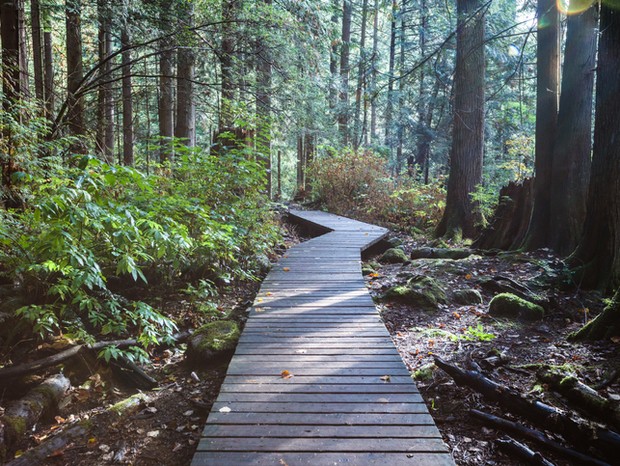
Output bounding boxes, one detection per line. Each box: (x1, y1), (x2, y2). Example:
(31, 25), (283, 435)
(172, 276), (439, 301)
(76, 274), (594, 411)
(191, 210), (454, 465)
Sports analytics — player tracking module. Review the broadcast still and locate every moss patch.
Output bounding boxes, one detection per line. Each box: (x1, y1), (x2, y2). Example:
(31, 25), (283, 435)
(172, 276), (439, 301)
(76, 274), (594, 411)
(452, 288), (483, 305)
(383, 277), (448, 311)
(186, 320), (240, 362)
(488, 293), (544, 321)
(378, 248), (409, 264)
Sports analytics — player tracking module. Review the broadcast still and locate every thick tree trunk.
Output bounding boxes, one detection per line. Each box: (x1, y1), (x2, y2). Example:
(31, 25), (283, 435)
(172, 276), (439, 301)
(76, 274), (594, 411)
(568, 5), (620, 291)
(338, 0), (352, 146)
(42, 6), (54, 121)
(158, 0), (174, 161)
(66, 0), (86, 152)
(175, 0), (196, 146)
(436, 0), (485, 239)
(522, 0), (560, 249)
(353, 0), (368, 150)
(548, 2), (597, 255)
(96, 0), (114, 163)
(121, 14), (134, 166)
(384, 0), (397, 147)
(1, 0), (28, 108)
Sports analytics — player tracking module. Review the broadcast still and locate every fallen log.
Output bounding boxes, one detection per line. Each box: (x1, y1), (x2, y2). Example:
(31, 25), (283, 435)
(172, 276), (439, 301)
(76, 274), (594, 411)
(538, 369), (620, 430)
(0, 374), (70, 462)
(471, 409), (610, 466)
(0, 331), (191, 380)
(434, 356), (620, 459)
(496, 437), (556, 466)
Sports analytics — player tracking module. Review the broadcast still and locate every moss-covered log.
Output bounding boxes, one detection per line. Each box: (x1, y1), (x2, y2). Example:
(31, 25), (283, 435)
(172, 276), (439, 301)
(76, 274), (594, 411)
(0, 374), (70, 462)
(570, 290), (620, 341)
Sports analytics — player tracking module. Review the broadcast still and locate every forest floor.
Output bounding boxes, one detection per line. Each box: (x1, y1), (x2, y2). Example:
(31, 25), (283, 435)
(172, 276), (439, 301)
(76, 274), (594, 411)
(4, 218), (620, 466)
(365, 232), (620, 466)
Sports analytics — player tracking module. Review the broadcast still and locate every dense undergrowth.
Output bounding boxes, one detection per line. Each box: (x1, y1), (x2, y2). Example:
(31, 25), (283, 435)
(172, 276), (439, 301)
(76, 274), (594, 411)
(0, 135), (279, 363)
(308, 149), (446, 233)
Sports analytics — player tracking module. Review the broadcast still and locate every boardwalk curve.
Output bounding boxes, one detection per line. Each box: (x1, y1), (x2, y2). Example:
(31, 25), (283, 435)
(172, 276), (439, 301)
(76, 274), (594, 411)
(191, 210), (454, 465)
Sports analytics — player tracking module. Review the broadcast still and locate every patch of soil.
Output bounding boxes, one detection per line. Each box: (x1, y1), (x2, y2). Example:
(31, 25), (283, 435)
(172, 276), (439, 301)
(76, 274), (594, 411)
(365, 235), (620, 466)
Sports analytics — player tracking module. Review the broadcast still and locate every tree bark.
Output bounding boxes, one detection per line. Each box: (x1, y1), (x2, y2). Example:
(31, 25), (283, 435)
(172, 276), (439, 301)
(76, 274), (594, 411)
(353, 0), (369, 150)
(256, 0), (273, 197)
(65, 0), (86, 152)
(338, 0), (352, 146)
(31, 0), (44, 103)
(548, 2), (597, 255)
(522, 0), (560, 250)
(436, 0), (485, 239)
(369, 0), (379, 143)
(384, 0), (397, 148)
(220, 0), (239, 129)
(329, 0), (339, 114)
(568, 4), (620, 291)
(1, 0), (28, 109)
(175, 0), (196, 146)
(96, 0), (114, 163)
(158, 0), (174, 161)
(42, 5), (54, 121)
(395, 1), (407, 173)
(121, 6), (134, 166)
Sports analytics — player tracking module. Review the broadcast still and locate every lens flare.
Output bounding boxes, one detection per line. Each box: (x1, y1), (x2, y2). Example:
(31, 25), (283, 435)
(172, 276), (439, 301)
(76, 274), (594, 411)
(557, 0), (595, 15)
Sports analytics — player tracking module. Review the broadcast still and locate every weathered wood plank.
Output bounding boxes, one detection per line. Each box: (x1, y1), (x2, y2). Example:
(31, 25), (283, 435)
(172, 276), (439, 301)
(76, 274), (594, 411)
(205, 412), (436, 425)
(200, 423), (435, 437)
(191, 452), (454, 466)
(221, 376), (414, 384)
(212, 393), (424, 403)
(218, 384), (420, 394)
(210, 401), (429, 414)
(225, 367), (411, 377)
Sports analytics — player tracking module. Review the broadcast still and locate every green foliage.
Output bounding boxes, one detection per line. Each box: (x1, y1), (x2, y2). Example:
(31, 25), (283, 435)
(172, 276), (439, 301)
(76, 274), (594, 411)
(0, 146), (279, 356)
(308, 149), (445, 232)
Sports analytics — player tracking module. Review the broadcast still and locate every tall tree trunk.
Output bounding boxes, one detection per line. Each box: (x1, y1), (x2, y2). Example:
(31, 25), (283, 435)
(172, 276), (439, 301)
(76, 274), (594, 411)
(548, 2), (597, 255)
(329, 0), (339, 114)
(42, 4), (54, 121)
(353, 0), (369, 150)
(220, 0), (238, 129)
(96, 0), (114, 163)
(369, 0), (379, 143)
(338, 0), (352, 146)
(413, 0), (428, 177)
(31, 0), (44, 103)
(396, 0), (407, 174)
(175, 0), (195, 146)
(256, 0), (273, 197)
(158, 0), (174, 161)
(568, 4), (620, 291)
(435, 0), (485, 239)
(66, 0), (86, 151)
(121, 8), (134, 166)
(522, 0), (560, 249)
(384, 0), (397, 147)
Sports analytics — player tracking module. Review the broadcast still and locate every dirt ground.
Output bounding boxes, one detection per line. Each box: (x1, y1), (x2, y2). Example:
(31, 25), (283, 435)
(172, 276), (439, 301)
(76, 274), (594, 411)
(3, 223), (619, 466)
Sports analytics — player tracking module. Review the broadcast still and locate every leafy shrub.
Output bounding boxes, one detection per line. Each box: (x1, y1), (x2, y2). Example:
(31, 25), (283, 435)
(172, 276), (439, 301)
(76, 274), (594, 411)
(0, 146), (279, 359)
(308, 149), (445, 232)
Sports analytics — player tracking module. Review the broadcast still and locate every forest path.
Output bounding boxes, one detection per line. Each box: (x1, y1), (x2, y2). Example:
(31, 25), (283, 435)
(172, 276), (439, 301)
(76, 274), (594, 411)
(191, 209), (454, 465)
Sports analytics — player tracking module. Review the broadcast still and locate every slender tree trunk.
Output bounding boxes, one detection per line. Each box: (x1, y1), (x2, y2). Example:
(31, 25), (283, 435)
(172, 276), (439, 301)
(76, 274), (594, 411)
(42, 5), (54, 121)
(568, 4), (620, 291)
(548, 2), (597, 255)
(121, 8), (134, 166)
(329, 0), (339, 114)
(435, 0), (486, 239)
(256, 0), (273, 197)
(396, 1), (407, 174)
(66, 0), (85, 151)
(369, 0), (379, 143)
(220, 0), (238, 129)
(338, 0), (352, 146)
(96, 0), (114, 163)
(31, 0), (44, 103)
(297, 134), (305, 193)
(353, 0), (369, 150)
(175, 0), (195, 146)
(385, 0), (397, 147)
(413, 0), (428, 177)
(522, 0), (560, 249)
(158, 0), (174, 161)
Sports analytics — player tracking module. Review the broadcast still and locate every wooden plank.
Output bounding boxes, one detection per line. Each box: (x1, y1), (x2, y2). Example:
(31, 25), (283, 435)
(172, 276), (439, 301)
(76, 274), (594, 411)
(225, 367), (411, 377)
(218, 384), (420, 394)
(212, 393), (424, 403)
(230, 355), (405, 363)
(205, 412), (436, 425)
(233, 347), (402, 355)
(221, 376), (414, 384)
(192, 452), (453, 466)
(201, 423), (435, 437)
(197, 437), (448, 452)
(210, 401), (429, 414)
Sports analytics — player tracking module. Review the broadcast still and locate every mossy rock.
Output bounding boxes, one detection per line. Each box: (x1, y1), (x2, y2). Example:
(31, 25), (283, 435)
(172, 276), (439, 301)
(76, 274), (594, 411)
(413, 363), (436, 381)
(361, 265), (377, 276)
(383, 277), (447, 311)
(410, 247), (473, 260)
(385, 236), (404, 248)
(488, 293), (544, 321)
(186, 320), (240, 363)
(452, 288), (483, 305)
(378, 248), (409, 264)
